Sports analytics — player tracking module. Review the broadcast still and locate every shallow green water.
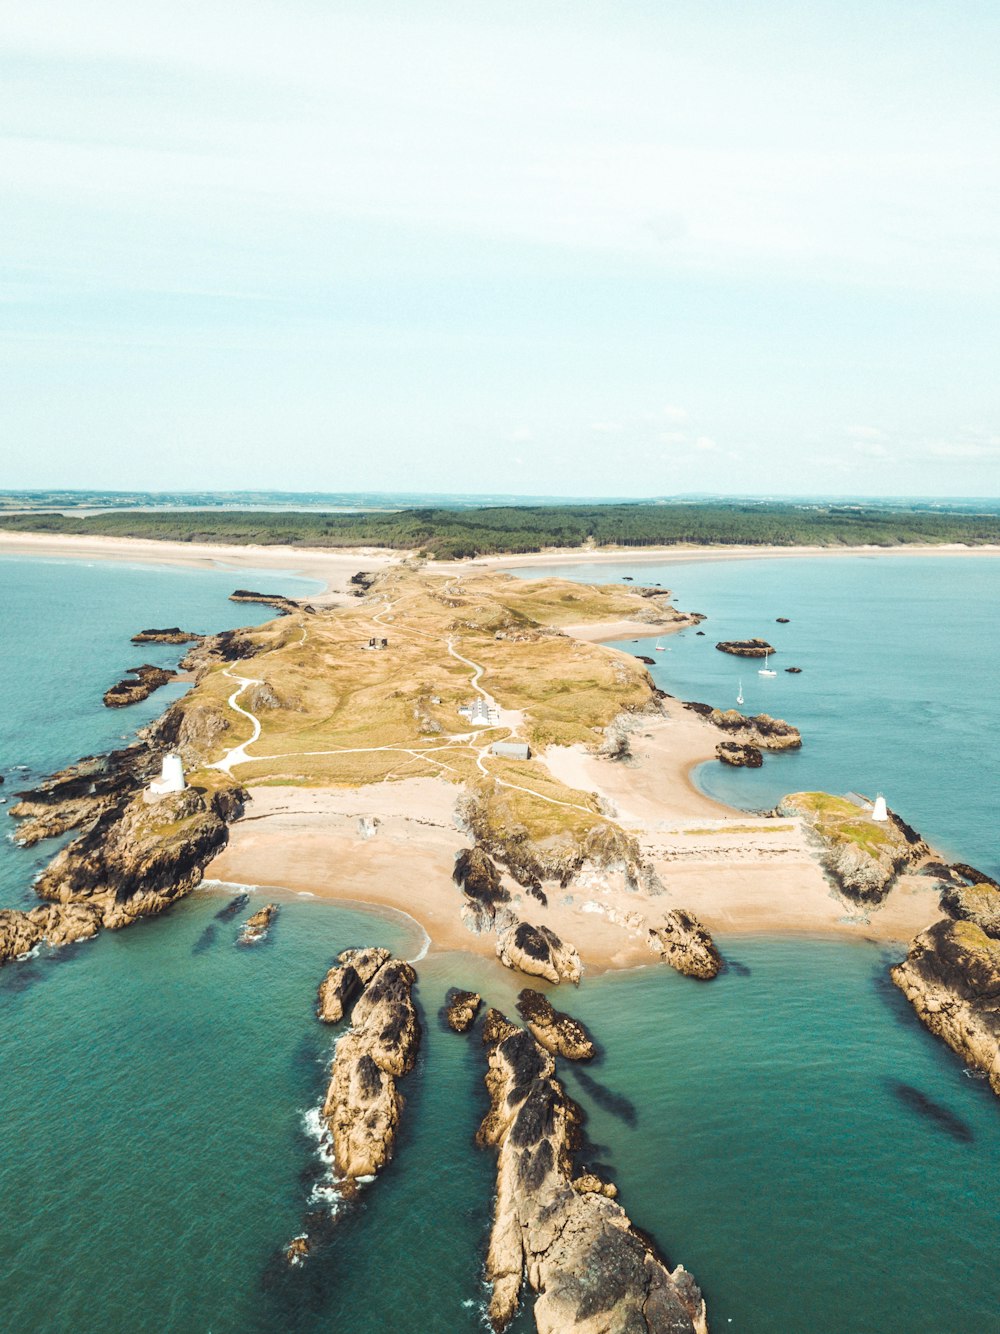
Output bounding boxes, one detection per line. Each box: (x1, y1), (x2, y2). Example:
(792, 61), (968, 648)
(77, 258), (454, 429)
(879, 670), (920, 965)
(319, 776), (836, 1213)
(2, 556), (999, 1333)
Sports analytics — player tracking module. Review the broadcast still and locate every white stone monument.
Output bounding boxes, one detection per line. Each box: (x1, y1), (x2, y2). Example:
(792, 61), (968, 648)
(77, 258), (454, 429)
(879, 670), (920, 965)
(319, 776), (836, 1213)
(871, 793), (888, 822)
(148, 753), (186, 797)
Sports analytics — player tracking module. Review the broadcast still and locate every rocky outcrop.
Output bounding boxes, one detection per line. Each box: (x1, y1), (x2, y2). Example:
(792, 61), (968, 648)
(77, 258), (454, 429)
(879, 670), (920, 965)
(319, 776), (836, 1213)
(715, 638), (774, 657)
(780, 791), (925, 904)
(9, 744), (159, 845)
(316, 947), (392, 1021)
(891, 919), (1000, 1096)
(515, 988), (595, 1060)
(320, 956), (421, 1186)
(940, 883), (1000, 938)
(131, 627), (204, 644)
(951, 863), (1000, 891)
(716, 741), (763, 768)
(444, 987), (482, 1033)
(776, 617), (790, 624)
(476, 1010), (708, 1333)
(635, 654), (656, 665)
(453, 845), (511, 932)
(229, 589), (300, 615)
(496, 920), (582, 985)
(706, 709), (801, 751)
(647, 909), (722, 979)
(785, 667), (802, 674)
(238, 902), (279, 945)
(33, 782), (245, 931)
(103, 663), (177, 708)
(0, 900), (106, 965)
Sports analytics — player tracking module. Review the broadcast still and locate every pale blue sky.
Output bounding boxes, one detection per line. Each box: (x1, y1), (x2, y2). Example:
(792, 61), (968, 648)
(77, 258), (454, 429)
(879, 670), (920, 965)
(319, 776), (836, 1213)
(2, 1), (998, 496)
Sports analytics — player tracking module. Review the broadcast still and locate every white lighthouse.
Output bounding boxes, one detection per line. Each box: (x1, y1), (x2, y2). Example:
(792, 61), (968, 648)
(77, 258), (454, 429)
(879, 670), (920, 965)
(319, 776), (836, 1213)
(148, 753), (186, 797)
(871, 793), (888, 822)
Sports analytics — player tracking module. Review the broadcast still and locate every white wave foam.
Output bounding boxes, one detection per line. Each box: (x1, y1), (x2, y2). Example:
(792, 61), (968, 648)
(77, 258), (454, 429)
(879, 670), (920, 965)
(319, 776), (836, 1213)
(407, 925), (432, 964)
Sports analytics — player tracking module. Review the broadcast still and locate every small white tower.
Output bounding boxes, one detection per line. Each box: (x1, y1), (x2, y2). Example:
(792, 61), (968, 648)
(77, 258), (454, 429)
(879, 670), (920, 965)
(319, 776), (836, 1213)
(149, 753), (186, 796)
(871, 793), (888, 822)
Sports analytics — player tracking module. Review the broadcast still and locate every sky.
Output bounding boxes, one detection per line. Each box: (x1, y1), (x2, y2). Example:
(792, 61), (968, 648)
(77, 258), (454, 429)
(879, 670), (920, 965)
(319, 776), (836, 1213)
(2, 0), (999, 498)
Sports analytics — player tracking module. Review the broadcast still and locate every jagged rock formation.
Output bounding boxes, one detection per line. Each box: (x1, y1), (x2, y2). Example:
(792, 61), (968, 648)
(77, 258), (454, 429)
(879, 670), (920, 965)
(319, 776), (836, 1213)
(238, 902), (279, 944)
(515, 988), (595, 1060)
(715, 638), (774, 657)
(647, 909), (722, 979)
(317, 947), (392, 1021)
(131, 627), (204, 644)
(476, 1009), (708, 1333)
(453, 845), (511, 932)
(785, 667), (802, 674)
(635, 654), (656, 665)
(496, 920), (582, 985)
(320, 956), (420, 1187)
(951, 863), (1000, 891)
(892, 919), (1000, 1096)
(103, 663), (177, 708)
(9, 744), (159, 846)
(705, 708), (801, 751)
(940, 883), (1000, 938)
(780, 791), (927, 904)
(444, 987), (482, 1032)
(716, 741), (763, 768)
(34, 783), (244, 930)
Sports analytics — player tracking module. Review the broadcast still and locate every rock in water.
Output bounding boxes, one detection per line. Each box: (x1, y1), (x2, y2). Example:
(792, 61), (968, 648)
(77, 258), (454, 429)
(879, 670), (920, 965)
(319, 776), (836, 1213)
(0, 910), (43, 964)
(515, 988), (596, 1060)
(716, 741), (763, 768)
(647, 909), (722, 979)
(715, 637), (774, 657)
(444, 987), (482, 1033)
(321, 957), (421, 1184)
(102, 663), (177, 708)
(317, 947), (392, 1022)
(496, 920), (582, 985)
(892, 919), (1000, 1097)
(131, 627), (204, 644)
(238, 903), (279, 945)
(476, 1010), (709, 1334)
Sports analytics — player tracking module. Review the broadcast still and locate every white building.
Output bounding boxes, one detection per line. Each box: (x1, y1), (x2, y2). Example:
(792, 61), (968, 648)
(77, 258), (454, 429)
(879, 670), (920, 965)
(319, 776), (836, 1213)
(871, 793), (889, 822)
(148, 753), (186, 797)
(491, 740), (530, 761)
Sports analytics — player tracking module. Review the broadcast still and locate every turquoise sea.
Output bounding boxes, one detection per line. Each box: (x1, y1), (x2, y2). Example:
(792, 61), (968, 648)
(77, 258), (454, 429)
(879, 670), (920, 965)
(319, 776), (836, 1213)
(2, 555), (999, 1333)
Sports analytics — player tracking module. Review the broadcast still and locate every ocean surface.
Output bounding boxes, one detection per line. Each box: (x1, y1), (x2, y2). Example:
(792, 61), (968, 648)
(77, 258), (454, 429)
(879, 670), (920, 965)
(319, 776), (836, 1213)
(2, 554), (999, 1333)
(516, 554), (1000, 882)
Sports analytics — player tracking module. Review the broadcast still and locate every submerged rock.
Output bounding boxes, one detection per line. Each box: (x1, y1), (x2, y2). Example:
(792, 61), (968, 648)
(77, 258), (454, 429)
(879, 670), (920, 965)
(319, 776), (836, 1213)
(238, 902), (279, 945)
(891, 919), (1000, 1097)
(647, 909), (722, 980)
(317, 947), (392, 1022)
(515, 988), (595, 1060)
(496, 920), (582, 985)
(716, 741), (763, 768)
(444, 987), (482, 1033)
(715, 637), (774, 657)
(476, 1010), (708, 1334)
(321, 957), (421, 1184)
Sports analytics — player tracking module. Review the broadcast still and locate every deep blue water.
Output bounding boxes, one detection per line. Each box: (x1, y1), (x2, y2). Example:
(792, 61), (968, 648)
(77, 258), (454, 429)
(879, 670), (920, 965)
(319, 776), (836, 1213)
(516, 555), (1000, 881)
(1, 555), (998, 1334)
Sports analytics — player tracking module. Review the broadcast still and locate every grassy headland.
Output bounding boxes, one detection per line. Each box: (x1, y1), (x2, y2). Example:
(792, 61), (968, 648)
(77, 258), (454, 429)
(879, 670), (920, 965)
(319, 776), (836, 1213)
(2, 500), (998, 558)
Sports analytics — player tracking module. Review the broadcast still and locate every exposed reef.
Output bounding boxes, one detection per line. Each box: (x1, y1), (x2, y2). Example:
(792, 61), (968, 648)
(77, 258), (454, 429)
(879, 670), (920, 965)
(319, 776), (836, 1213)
(891, 919), (1000, 1096)
(497, 920), (582, 985)
(103, 663), (177, 708)
(444, 987), (482, 1033)
(781, 791), (927, 904)
(316, 946), (392, 1022)
(515, 988), (596, 1060)
(238, 902), (279, 945)
(476, 1009), (708, 1333)
(715, 638), (774, 657)
(131, 627), (205, 644)
(716, 741), (763, 768)
(319, 955), (421, 1187)
(647, 909), (722, 979)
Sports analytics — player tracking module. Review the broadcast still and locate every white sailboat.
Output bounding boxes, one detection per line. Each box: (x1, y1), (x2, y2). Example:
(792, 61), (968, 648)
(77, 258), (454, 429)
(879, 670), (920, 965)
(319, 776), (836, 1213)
(758, 650), (777, 677)
(655, 637), (666, 652)
(736, 678), (744, 706)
